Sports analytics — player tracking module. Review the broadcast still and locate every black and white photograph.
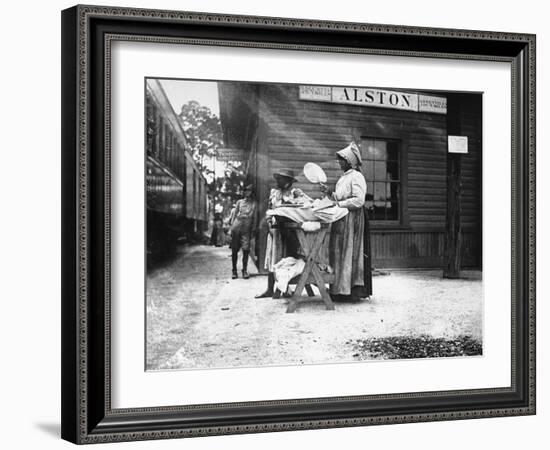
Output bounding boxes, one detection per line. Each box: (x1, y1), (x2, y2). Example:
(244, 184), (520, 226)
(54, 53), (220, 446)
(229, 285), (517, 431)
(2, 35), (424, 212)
(145, 78), (483, 371)
(2, 0), (545, 446)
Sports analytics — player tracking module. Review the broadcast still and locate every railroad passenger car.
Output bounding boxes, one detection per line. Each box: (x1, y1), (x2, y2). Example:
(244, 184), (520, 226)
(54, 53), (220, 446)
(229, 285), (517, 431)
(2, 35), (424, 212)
(146, 79), (208, 256)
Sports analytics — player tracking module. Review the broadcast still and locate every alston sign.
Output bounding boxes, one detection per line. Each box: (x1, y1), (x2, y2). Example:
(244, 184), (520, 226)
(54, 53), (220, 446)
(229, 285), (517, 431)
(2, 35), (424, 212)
(299, 85), (446, 114)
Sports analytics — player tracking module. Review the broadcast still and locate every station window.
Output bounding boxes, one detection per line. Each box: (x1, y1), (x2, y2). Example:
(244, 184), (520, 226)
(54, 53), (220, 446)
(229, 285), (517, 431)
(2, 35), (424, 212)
(361, 138), (401, 222)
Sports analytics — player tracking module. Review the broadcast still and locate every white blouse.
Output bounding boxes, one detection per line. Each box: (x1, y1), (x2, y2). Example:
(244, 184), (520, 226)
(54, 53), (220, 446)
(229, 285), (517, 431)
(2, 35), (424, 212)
(333, 169), (367, 210)
(268, 187), (311, 208)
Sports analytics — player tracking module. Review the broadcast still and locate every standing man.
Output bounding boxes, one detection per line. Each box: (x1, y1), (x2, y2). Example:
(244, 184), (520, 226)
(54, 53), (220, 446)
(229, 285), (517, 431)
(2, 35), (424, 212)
(230, 184), (256, 279)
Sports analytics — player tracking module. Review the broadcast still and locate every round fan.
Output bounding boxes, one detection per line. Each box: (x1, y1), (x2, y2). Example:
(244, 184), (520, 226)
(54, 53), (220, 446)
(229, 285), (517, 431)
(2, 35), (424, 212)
(303, 162), (327, 184)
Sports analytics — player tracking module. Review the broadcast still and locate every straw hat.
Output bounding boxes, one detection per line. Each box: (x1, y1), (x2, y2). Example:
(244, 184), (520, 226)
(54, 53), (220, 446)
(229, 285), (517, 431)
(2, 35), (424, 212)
(273, 169), (297, 182)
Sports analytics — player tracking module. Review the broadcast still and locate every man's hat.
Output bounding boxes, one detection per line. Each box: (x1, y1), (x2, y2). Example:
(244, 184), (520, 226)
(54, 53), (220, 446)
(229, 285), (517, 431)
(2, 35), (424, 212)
(273, 169), (297, 182)
(244, 184), (254, 191)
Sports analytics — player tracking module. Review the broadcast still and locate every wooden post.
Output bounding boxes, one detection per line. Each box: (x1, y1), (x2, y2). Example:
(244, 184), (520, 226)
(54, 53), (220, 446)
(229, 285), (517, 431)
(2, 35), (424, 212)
(255, 90), (270, 274)
(444, 152), (462, 278)
(444, 94), (462, 279)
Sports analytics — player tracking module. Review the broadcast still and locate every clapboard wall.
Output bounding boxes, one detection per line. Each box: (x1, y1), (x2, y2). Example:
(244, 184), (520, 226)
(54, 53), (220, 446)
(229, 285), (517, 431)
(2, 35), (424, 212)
(254, 84), (482, 268)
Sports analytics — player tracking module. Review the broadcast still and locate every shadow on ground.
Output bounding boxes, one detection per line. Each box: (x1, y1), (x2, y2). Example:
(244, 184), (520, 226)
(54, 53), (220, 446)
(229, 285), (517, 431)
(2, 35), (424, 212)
(35, 423), (60, 438)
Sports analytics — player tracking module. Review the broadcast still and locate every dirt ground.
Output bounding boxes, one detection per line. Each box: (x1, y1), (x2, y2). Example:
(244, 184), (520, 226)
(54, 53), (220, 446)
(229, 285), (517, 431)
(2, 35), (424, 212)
(146, 244), (482, 371)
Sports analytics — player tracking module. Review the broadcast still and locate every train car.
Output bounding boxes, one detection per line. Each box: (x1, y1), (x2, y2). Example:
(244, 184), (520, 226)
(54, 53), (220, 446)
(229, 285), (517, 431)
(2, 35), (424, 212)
(146, 79), (208, 257)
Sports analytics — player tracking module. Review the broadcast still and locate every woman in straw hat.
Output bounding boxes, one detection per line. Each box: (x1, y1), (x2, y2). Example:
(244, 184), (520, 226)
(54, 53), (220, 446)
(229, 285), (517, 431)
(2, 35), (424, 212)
(256, 169), (311, 298)
(321, 142), (372, 301)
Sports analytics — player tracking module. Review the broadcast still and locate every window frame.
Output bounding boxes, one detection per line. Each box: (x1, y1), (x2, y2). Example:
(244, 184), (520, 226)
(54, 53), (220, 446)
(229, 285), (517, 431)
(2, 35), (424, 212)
(360, 136), (408, 229)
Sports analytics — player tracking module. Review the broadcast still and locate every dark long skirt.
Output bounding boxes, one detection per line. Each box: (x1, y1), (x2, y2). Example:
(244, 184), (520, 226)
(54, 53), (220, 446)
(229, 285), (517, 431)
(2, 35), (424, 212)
(210, 220), (225, 247)
(329, 207), (372, 300)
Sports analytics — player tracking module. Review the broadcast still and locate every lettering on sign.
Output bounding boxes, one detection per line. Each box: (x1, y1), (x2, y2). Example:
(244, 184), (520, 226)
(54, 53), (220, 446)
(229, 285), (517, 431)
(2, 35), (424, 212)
(298, 85), (446, 114)
(298, 85), (332, 101)
(215, 148), (246, 161)
(332, 87), (418, 111)
(448, 136), (468, 154)
(419, 95), (447, 114)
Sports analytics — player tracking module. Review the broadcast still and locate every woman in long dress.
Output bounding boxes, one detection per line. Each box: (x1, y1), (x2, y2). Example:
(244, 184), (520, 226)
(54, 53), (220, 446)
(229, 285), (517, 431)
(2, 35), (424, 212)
(323, 142), (372, 302)
(210, 212), (225, 247)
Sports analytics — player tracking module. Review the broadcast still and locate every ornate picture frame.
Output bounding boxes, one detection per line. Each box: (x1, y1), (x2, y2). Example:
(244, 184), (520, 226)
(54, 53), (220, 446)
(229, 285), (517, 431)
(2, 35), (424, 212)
(61, 4), (536, 444)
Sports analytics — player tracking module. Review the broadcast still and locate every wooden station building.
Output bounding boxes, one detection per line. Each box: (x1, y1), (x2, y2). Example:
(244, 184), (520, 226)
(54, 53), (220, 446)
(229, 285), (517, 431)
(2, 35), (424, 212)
(218, 82), (482, 269)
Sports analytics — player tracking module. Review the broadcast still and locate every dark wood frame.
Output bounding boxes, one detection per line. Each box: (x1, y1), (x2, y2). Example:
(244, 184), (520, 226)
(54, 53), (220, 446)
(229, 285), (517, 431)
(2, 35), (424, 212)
(61, 4), (536, 444)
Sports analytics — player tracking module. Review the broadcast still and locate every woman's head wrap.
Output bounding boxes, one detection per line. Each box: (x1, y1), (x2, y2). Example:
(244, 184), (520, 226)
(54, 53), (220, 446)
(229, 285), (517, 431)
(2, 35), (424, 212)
(336, 142), (362, 168)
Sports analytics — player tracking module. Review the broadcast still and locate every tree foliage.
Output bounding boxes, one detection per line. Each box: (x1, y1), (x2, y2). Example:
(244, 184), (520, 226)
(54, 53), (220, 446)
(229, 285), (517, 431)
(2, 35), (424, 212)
(178, 100), (222, 180)
(178, 100), (247, 216)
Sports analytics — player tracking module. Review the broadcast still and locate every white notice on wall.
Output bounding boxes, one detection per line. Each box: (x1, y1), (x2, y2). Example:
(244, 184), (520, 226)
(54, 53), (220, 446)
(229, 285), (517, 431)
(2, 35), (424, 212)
(448, 135), (468, 154)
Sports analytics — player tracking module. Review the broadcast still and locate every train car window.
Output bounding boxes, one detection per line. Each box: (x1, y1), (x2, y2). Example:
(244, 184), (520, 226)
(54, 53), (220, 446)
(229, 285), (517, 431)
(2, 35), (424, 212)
(157, 116), (163, 159)
(165, 124), (170, 164)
